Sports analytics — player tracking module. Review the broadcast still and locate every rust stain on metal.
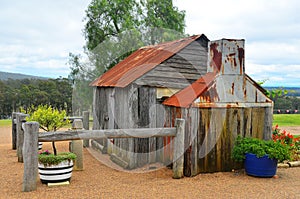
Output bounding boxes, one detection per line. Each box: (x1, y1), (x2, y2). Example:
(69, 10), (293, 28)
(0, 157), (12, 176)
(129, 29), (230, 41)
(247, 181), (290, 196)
(227, 53), (237, 67)
(209, 43), (222, 73)
(162, 72), (217, 108)
(90, 34), (207, 87)
(231, 82), (234, 95)
(238, 47), (244, 75)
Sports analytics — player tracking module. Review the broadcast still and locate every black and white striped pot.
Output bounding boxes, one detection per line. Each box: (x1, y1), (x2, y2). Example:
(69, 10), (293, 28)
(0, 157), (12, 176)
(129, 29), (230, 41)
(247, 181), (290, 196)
(38, 142), (43, 150)
(38, 160), (74, 184)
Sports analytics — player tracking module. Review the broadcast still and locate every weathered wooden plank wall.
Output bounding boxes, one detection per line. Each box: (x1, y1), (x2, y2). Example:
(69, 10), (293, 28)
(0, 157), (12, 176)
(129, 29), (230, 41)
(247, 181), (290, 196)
(166, 106), (273, 176)
(93, 85), (164, 169)
(135, 39), (208, 89)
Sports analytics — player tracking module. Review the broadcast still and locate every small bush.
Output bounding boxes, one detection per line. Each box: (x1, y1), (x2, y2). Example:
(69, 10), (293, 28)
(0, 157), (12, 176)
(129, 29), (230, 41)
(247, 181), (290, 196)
(232, 136), (291, 162)
(38, 152), (76, 166)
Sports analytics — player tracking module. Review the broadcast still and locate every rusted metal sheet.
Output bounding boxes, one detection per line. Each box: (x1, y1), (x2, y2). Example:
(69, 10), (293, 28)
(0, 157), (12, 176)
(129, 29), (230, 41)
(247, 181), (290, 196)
(162, 72), (217, 108)
(208, 39), (245, 75)
(90, 35), (206, 87)
(163, 39), (272, 108)
(163, 74), (272, 108)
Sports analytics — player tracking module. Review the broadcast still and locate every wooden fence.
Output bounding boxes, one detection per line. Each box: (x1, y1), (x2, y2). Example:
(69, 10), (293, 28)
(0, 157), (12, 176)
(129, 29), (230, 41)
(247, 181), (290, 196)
(13, 112), (185, 192)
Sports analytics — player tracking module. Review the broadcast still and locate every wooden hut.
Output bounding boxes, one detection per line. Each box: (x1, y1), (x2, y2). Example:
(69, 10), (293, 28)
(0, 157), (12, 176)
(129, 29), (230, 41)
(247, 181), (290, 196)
(90, 34), (210, 169)
(90, 35), (273, 174)
(163, 39), (273, 176)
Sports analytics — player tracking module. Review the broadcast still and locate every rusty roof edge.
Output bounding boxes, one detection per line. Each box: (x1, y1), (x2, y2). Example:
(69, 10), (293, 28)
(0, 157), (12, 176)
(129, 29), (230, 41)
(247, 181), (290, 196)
(90, 34), (206, 88)
(140, 34), (202, 50)
(162, 72), (218, 108)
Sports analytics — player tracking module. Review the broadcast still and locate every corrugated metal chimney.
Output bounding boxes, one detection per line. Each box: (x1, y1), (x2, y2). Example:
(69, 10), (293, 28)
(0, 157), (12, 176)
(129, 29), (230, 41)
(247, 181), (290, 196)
(207, 39), (245, 75)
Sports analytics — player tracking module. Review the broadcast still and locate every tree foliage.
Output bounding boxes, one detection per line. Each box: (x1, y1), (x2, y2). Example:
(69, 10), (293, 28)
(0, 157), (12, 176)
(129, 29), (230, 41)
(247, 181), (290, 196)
(0, 78), (72, 118)
(68, 0), (186, 113)
(27, 104), (70, 155)
(27, 104), (69, 132)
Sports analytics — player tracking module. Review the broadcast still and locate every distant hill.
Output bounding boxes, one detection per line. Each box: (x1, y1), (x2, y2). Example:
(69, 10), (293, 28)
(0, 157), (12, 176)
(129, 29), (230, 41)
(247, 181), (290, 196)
(0, 71), (48, 81)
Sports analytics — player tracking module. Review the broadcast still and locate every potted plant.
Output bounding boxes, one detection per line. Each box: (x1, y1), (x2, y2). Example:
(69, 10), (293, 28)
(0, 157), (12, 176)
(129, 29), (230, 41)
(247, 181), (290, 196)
(232, 135), (291, 177)
(27, 105), (76, 184)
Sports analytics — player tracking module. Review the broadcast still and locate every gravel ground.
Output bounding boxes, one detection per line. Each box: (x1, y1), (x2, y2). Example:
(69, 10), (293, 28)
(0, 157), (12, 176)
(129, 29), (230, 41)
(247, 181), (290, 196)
(1, 126), (300, 199)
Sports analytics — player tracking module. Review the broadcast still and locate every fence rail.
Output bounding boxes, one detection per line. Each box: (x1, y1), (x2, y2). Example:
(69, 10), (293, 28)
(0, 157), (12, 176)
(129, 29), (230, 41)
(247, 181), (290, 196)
(13, 112), (185, 192)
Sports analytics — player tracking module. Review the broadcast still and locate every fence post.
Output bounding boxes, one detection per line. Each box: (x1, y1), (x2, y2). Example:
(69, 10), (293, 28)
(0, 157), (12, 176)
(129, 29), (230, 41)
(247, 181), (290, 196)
(22, 122), (39, 192)
(70, 119), (84, 170)
(16, 113), (28, 162)
(83, 111), (90, 147)
(173, 118), (185, 179)
(12, 112), (17, 150)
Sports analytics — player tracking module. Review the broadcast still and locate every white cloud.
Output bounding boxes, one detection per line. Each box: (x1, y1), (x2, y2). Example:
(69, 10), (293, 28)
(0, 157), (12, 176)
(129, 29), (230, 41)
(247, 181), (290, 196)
(174, 0), (300, 87)
(0, 0), (299, 87)
(0, 0), (90, 78)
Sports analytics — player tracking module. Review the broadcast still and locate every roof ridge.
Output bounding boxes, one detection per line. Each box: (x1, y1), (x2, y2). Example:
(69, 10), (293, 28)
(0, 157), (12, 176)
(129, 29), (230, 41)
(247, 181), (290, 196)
(140, 34), (201, 50)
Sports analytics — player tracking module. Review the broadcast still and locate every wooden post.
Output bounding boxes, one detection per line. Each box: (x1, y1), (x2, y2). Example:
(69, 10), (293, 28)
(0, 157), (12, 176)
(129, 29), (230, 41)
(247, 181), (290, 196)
(83, 111), (90, 147)
(70, 119), (84, 170)
(16, 113), (28, 162)
(173, 118), (185, 179)
(12, 112), (17, 150)
(22, 122), (39, 192)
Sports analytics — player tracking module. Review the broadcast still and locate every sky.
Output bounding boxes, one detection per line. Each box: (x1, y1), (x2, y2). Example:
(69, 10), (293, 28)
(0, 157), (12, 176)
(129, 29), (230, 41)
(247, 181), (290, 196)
(0, 0), (299, 87)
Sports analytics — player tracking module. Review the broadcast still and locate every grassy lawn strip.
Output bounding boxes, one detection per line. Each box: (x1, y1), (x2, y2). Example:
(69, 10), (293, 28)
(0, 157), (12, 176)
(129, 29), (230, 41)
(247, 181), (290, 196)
(273, 114), (300, 127)
(0, 119), (11, 127)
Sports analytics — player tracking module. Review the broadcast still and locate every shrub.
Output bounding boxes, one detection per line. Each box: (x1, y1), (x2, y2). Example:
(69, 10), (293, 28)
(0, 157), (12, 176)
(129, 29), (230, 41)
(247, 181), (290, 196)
(232, 135), (291, 162)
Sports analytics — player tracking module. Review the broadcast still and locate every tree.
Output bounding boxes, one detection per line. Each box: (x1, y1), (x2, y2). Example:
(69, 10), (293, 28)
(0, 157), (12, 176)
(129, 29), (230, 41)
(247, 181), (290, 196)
(69, 0), (186, 114)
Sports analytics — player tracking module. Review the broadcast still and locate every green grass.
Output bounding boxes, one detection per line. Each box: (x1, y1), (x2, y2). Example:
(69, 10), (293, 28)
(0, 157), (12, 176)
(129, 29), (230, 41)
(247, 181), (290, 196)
(273, 114), (300, 127)
(1, 115), (298, 128)
(0, 119), (12, 127)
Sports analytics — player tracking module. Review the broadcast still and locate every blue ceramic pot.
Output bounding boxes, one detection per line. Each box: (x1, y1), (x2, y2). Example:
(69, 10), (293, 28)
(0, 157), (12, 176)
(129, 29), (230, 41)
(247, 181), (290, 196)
(244, 153), (278, 177)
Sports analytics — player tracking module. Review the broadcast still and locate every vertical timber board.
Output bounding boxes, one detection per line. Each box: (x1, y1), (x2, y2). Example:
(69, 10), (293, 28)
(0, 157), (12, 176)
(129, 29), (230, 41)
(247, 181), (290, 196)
(118, 86), (130, 163)
(243, 108), (252, 137)
(263, 106), (273, 140)
(106, 88), (115, 155)
(114, 87), (124, 159)
(237, 108), (244, 136)
(257, 107), (266, 139)
(148, 87), (157, 163)
(163, 106), (172, 165)
(251, 107), (265, 139)
(197, 108), (209, 172)
(137, 86), (149, 167)
(156, 103), (166, 163)
(92, 88), (100, 130)
(213, 108), (224, 171)
(197, 109), (204, 172)
(128, 85), (138, 169)
(206, 108), (216, 173)
(93, 88), (107, 148)
(122, 86), (130, 163)
(182, 108), (192, 177)
(189, 108), (199, 176)
(225, 108), (238, 171)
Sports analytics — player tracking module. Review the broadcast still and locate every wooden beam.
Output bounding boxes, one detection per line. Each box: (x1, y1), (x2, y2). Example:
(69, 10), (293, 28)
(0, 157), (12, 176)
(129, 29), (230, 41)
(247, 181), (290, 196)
(82, 111), (90, 147)
(11, 112), (17, 150)
(16, 113), (28, 162)
(38, 128), (177, 142)
(173, 118), (185, 179)
(22, 122), (39, 192)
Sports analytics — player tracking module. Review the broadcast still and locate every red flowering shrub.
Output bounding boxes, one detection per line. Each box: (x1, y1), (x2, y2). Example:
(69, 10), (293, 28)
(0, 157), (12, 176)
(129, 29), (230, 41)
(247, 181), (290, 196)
(272, 125), (300, 161)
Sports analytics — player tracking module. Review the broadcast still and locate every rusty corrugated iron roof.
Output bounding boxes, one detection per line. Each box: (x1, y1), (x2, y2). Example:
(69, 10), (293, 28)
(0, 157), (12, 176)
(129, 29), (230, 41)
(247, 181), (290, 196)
(90, 34), (206, 87)
(162, 72), (217, 108)
(163, 73), (272, 108)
